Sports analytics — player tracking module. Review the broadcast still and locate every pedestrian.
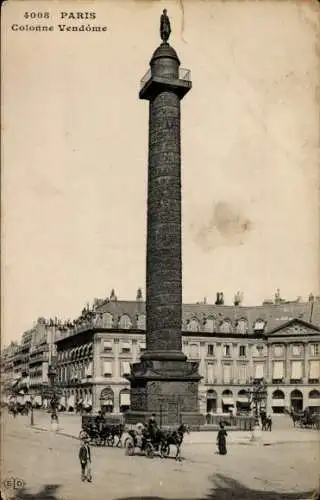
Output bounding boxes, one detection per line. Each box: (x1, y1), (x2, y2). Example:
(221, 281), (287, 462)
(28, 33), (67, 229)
(217, 422), (228, 455)
(79, 438), (92, 482)
(51, 411), (59, 432)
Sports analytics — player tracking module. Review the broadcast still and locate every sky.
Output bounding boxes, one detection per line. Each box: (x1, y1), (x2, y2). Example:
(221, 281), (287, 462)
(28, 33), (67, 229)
(2, 0), (319, 345)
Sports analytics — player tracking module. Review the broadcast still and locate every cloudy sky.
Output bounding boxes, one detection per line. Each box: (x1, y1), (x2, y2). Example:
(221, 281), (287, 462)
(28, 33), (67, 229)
(2, 0), (319, 345)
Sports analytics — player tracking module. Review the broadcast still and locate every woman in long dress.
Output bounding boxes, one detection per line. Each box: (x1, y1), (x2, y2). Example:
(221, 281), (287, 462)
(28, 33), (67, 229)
(217, 422), (228, 455)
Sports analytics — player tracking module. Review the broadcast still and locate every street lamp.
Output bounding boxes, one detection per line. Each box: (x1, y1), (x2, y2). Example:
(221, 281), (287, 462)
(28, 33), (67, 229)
(246, 378), (268, 440)
(48, 364), (57, 413)
(30, 395), (34, 426)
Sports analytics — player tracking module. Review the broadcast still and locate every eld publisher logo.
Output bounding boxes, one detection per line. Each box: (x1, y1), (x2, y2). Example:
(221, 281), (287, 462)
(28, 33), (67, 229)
(2, 477), (25, 490)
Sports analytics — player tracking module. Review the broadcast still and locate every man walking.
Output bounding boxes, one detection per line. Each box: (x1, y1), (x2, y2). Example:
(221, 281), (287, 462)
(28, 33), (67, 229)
(79, 438), (92, 482)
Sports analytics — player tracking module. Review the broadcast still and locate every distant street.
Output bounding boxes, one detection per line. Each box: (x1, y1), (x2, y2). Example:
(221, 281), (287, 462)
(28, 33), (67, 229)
(1, 410), (319, 500)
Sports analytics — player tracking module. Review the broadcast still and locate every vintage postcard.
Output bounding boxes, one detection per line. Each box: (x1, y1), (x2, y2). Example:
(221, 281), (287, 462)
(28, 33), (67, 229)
(1, 1), (319, 499)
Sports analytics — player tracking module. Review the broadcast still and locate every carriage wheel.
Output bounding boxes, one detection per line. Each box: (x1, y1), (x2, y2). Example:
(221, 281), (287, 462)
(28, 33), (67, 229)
(160, 443), (170, 458)
(125, 438), (135, 456)
(145, 443), (154, 459)
(107, 435), (115, 447)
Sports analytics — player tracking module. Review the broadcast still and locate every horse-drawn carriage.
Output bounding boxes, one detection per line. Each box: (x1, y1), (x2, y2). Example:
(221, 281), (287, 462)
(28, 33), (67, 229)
(81, 414), (124, 447)
(124, 423), (189, 460)
(8, 401), (30, 417)
(290, 409), (320, 430)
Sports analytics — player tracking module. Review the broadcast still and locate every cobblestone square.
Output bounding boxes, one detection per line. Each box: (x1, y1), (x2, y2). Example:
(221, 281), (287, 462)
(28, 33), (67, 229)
(1, 411), (319, 500)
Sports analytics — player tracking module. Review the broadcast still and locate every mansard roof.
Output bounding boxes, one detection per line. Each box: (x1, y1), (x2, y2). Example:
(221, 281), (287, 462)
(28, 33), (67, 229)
(96, 299), (320, 332)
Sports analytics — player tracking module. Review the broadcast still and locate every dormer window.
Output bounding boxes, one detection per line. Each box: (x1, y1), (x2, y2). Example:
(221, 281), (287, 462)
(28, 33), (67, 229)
(220, 320), (232, 334)
(236, 319), (248, 335)
(254, 320), (265, 332)
(119, 314), (132, 329)
(187, 319), (200, 332)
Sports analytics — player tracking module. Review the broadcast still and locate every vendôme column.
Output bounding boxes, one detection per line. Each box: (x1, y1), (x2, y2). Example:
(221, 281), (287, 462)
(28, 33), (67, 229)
(126, 10), (202, 426)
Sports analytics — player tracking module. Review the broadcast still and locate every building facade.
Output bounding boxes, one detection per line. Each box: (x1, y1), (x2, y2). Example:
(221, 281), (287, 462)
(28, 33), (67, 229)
(52, 295), (320, 416)
(28, 318), (58, 405)
(3, 294), (319, 414)
(2, 318), (58, 405)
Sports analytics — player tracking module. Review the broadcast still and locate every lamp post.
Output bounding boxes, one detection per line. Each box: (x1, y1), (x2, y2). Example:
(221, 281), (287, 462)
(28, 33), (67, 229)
(48, 364), (57, 414)
(30, 395), (34, 426)
(247, 378), (268, 441)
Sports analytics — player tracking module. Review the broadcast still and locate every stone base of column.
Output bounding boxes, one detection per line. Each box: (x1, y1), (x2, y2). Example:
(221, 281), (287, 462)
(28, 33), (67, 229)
(125, 358), (203, 427)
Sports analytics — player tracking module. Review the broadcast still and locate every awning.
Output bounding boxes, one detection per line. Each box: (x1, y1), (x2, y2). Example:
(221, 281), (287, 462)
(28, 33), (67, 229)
(237, 396), (249, 403)
(121, 362), (131, 375)
(68, 395), (75, 405)
(103, 341), (113, 350)
(207, 393), (217, 400)
(309, 360), (319, 379)
(103, 362), (112, 375)
(308, 398), (320, 407)
(222, 398), (234, 406)
(102, 399), (113, 406)
(272, 399), (285, 406)
(120, 392), (130, 405)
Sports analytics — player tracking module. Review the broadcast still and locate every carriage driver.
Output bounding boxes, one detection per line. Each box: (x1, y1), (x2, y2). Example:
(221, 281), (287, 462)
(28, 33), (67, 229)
(147, 413), (159, 440)
(135, 422), (145, 447)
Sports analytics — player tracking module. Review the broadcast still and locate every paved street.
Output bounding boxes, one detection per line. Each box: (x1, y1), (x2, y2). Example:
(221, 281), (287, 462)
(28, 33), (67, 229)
(1, 410), (319, 500)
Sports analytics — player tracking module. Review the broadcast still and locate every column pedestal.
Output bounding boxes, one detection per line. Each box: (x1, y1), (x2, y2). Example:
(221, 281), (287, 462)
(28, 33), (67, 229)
(125, 358), (203, 426)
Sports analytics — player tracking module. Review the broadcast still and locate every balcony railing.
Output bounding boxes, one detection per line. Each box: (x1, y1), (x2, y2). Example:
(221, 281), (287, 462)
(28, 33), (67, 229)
(140, 67), (191, 89)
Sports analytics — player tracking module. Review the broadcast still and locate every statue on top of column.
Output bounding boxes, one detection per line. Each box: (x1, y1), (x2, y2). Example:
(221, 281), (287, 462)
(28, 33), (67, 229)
(160, 9), (171, 43)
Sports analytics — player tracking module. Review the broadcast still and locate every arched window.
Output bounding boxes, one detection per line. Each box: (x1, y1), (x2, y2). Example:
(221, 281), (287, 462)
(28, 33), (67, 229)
(308, 390), (320, 408)
(206, 389), (217, 413)
(309, 389), (320, 399)
(187, 318), (200, 332)
(222, 389), (233, 397)
(204, 318), (215, 333)
(137, 314), (146, 330)
(236, 319), (248, 334)
(100, 387), (114, 413)
(102, 313), (113, 329)
(238, 389), (248, 397)
(220, 320), (232, 334)
(290, 389), (303, 412)
(119, 314), (132, 329)
(119, 388), (131, 413)
(272, 389), (285, 399)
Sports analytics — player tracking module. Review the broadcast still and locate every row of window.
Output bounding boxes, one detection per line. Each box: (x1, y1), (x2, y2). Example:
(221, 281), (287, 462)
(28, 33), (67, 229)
(102, 340), (146, 354)
(204, 359), (319, 384)
(57, 360), (132, 381)
(95, 313), (265, 333)
(56, 359), (319, 384)
(100, 340), (320, 358)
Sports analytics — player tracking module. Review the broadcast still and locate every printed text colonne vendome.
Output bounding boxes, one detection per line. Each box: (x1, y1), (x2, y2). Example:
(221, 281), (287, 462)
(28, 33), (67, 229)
(11, 11), (108, 32)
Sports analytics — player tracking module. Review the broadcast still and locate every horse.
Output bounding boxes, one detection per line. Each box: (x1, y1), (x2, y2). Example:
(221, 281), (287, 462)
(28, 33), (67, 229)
(160, 423), (190, 461)
(8, 404), (18, 418)
(289, 410), (301, 428)
(100, 423), (124, 447)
